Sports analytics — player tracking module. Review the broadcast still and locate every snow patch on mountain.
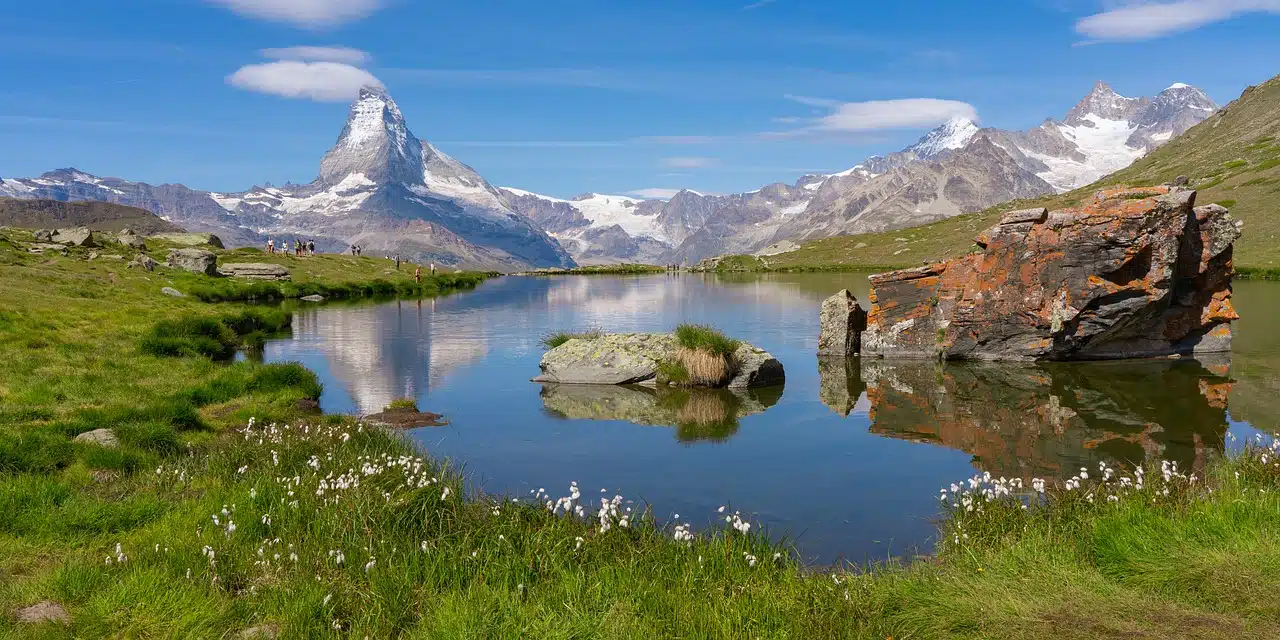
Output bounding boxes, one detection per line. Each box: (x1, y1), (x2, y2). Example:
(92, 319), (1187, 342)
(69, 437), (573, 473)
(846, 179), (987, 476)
(907, 116), (979, 158)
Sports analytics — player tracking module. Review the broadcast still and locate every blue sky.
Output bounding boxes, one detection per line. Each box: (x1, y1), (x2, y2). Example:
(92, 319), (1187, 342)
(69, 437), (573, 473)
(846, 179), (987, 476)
(2, 0), (1278, 198)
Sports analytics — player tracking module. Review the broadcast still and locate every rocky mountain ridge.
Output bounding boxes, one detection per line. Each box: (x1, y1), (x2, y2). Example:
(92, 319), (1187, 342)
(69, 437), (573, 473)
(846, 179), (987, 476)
(0, 87), (573, 271)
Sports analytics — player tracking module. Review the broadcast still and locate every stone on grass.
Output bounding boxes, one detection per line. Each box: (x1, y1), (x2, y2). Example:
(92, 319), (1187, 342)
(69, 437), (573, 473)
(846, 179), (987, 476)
(151, 232), (224, 249)
(219, 263), (291, 280)
(817, 289), (867, 356)
(52, 227), (95, 247)
(127, 254), (158, 271)
(118, 229), (146, 250)
(161, 287), (185, 297)
(15, 601), (70, 625)
(74, 428), (119, 448)
(166, 248), (218, 276)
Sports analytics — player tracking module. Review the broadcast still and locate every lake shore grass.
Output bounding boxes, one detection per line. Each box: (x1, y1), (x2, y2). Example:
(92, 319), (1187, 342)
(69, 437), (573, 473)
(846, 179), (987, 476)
(3, 226), (1280, 637)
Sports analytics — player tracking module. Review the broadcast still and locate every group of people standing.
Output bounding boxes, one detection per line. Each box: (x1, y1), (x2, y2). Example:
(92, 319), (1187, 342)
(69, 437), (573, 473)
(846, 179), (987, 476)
(349, 245), (363, 256)
(266, 238), (315, 256)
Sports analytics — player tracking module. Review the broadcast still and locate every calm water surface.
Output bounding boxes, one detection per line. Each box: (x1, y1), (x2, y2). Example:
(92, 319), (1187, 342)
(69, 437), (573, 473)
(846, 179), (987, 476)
(263, 274), (1280, 564)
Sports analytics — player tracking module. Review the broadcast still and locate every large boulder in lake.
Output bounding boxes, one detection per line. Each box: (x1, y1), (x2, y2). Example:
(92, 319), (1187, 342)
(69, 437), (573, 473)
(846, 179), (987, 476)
(860, 187), (1241, 361)
(533, 332), (784, 388)
(166, 248), (218, 276)
(817, 289), (867, 356)
(219, 263), (291, 280)
(534, 333), (676, 385)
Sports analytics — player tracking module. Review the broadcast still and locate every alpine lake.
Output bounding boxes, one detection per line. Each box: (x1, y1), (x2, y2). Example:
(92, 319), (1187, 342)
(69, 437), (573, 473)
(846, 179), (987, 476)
(255, 273), (1280, 565)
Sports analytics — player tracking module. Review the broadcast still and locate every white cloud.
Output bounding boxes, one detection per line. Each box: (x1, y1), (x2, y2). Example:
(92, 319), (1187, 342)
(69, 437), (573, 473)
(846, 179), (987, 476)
(807, 98), (978, 132)
(1075, 0), (1280, 41)
(227, 61), (382, 102)
(204, 0), (383, 28)
(661, 157), (720, 169)
(626, 188), (684, 199)
(261, 46), (371, 65)
(743, 0), (777, 8)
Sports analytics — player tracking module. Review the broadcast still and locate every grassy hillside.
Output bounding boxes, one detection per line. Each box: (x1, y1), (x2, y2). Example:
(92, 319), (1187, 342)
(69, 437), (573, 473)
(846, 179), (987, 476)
(0, 198), (184, 235)
(760, 73), (1280, 272)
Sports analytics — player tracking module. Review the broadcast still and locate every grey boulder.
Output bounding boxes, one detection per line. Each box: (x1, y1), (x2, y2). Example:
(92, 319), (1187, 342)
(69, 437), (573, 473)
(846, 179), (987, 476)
(219, 263), (290, 280)
(161, 287), (185, 297)
(52, 227), (96, 247)
(128, 254), (158, 271)
(817, 289), (868, 356)
(533, 333), (675, 385)
(727, 342), (785, 389)
(74, 428), (119, 448)
(166, 248), (218, 276)
(118, 229), (147, 250)
(151, 232), (225, 249)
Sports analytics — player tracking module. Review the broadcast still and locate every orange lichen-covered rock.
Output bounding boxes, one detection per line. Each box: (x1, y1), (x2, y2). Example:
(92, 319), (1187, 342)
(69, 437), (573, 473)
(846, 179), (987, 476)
(860, 187), (1241, 361)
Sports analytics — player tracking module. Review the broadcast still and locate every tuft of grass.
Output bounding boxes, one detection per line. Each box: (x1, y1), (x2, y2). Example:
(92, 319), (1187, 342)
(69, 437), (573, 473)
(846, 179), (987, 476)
(385, 398), (418, 411)
(674, 324), (740, 356)
(540, 328), (602, 349)
(672, 347), (735, 387)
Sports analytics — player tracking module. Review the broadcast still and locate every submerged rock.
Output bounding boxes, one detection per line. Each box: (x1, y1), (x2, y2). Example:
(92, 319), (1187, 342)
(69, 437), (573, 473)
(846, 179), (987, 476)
(219, 262), (291, 280)
(533, 332), (784, 388)
(861, 187), (1241, 361)
(166, 248), (218, 276)
(817, 289), (867, 356)
(300, 294), (325, 302)
(362, 407), (448, 429)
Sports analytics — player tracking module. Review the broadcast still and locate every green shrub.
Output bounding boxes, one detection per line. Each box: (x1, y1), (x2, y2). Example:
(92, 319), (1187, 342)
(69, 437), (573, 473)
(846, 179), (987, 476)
(386, 398), (418, 411)
(674, 324), (740, 356)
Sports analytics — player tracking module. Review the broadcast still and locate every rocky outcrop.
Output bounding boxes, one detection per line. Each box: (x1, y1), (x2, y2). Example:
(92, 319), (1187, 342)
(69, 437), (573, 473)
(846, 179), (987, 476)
(166, 248), (218, 276)
(534, 334), (676, 385)
(152, 232), (225, 249)
(532, 332), (784, 388)
(860, 187), (1240, 361)
(219, 263), (291, 280)
(817, 289), (868, 356)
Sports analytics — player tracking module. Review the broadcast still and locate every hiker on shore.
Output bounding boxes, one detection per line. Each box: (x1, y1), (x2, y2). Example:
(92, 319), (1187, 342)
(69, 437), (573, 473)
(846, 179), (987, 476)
(414, 266), (422, 283)
(430, 262), (436, 276)
(395, 254), (401, 270)
(266, 238), (274, 254)
(308, 240), (315, 256)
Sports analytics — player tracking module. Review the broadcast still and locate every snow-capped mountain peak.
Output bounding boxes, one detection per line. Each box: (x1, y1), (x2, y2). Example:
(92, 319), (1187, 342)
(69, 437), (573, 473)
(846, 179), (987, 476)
(1064, 80), (1146, 126)
(907, 116), (980, 159)
(319, 85), (423, 186)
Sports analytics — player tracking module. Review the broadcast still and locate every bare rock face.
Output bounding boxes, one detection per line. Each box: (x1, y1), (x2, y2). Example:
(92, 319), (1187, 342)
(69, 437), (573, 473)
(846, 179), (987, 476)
(166, 248), (218, 276)
(219, 263), (291, 280)
(861, 187), (1240, 361)
(817, 289), (868, 356)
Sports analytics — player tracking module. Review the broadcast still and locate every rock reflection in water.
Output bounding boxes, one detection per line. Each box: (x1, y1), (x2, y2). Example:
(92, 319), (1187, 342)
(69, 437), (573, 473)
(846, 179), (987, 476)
(817, 357), (868, 417)
(818, 357), (1233, 481)
(539, 384), (784, 443)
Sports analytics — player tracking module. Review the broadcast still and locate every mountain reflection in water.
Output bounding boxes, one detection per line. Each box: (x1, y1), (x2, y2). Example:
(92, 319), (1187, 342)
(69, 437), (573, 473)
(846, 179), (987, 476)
(819, 356), (1232, 481)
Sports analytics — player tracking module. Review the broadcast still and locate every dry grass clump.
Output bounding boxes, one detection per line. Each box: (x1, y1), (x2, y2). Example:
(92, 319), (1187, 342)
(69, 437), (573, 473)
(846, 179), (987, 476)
(673, 346), (736, 387)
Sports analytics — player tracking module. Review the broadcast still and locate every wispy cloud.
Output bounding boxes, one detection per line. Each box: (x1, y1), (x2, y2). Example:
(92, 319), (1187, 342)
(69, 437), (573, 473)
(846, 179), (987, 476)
(1075, 0), (1280, 42)
(778, 96), (978, 134)
(260, 46), (371, 65)
(228, 61), (381, 102)
(743, 0), (777, 9)
(661, 157), (721, 169)
(204, 0), (384, 28)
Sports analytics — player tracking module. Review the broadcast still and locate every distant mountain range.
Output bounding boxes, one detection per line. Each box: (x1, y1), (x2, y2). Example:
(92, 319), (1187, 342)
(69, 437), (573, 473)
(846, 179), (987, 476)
(0, 81), (1217, 268)
(0, 87), (573, 271)
(0, 197), (182, 235)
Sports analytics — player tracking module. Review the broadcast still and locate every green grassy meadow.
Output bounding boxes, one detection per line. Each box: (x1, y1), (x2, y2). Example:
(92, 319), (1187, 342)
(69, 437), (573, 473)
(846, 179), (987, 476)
(2, 226), (1280, 638)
